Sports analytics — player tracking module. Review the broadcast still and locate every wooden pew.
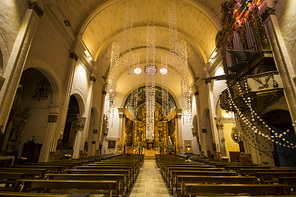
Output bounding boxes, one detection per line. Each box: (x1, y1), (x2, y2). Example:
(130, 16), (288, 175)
(0, 172), (24, 191)
(85, 163), (139, 182)
(11, 165), (64, 173)
(257, 172), (296, 183)
(160, 165), (213, 179)
(0, 192), (69, 197)
(27, 162), (77, 169)
(279, 177), (296, 193)
(239, 168), (295, 176)
(166, 167), (224, 184)
(224, 165), (270, 171)
(0, 191), (104, 196)
(169, 170), (237, 190)
(76, 166), (134, 178)
(174, 175), (258, 196)
(46, 173), (128, 196)
(0, 168), (46, 178)
(64, 168), (132, 190)
(183, 183), (290, 197)
(17, 179), (118, 197)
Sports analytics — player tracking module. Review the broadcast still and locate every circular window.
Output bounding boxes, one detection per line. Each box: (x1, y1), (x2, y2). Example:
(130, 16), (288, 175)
(145, 65), (157, 76)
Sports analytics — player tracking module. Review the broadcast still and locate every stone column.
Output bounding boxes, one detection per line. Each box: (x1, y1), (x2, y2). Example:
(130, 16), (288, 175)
(82, 75), (95, 156)
(57, 52), (79, 138)
(118, 108), (126, 153)
(175, 108), (183, 153)
(207, 83), (220, 156)
(0, 2), (43, 133)
(72, 117), (86, 159)
(98, 90), (107, 154)
(215, 118), (227, 157)
(262, 2), (296, 131)
(38, 104), (61, 162)
(194, 91), (203, 154)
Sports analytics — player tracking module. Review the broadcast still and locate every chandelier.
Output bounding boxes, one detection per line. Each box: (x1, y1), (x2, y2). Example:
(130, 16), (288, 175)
(121, 0), (133, 74)
(104, 42), (120, 128)
(146, 25), (156, 140)
(168, 0), (191, 124)
(161, 55), (169, 118)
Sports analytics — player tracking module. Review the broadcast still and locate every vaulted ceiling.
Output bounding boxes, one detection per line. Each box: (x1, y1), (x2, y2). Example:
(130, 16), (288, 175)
(41, 0), (226, 100)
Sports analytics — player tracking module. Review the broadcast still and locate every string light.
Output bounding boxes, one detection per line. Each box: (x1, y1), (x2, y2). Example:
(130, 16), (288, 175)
(145, 25), (156, 140)
(226, 80), (296, 149)
(105, 42), (120, 128)
(132, 53), (140, 118)
(121, 0), (133, 73)
(161, 55), (169, 119)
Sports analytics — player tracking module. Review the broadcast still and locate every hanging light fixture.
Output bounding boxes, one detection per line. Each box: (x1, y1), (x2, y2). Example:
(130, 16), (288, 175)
(104, 42), (120, 128)
(121, 0), (133, 73)
(161, 55), (169, 119)
(146, 25), (156, 140)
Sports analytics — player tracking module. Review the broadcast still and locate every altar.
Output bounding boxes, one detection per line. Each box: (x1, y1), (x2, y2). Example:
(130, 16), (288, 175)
(144, 149), (157, 156)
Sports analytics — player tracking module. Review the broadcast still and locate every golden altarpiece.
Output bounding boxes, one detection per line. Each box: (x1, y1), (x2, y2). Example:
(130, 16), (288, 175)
(124, 86), (176, 154)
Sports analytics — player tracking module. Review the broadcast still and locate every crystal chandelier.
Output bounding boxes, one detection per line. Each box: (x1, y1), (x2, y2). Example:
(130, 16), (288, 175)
(179, 40), (192, 124)
(168, 0), (192, 124)
(121, 0), (133, 74)
(161, 55), (169, 119)
(132, 53), (140, 117)
(146, 25), (156, 140)
(104, 42), (120, 128)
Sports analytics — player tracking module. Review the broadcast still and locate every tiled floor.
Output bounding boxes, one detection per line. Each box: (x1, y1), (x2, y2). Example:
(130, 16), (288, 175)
(129, 158), (172, 197)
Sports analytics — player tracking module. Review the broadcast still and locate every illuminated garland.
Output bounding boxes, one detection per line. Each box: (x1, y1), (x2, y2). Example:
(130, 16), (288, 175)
(168, 0), (179, 75)
(227, 82), (296, 149)
(105, 42), (120, 128)
(146, 25), (156, 140)
(168, 0), (191, 124)
(121, 0), (133, 73)
(161, 55), (169, 118)
(132, 53), (140, 118)
(179, 40), (192, 124)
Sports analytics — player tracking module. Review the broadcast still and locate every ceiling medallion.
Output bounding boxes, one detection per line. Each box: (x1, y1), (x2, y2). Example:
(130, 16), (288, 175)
(134, 67), (141, 74)
(145, 65), (157, 76)
(160, 68), (168, 74)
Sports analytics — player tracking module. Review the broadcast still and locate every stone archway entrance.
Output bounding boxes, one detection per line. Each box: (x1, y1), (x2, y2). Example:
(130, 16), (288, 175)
(1, 68), (53, 163)
(60, 95), (80, 157)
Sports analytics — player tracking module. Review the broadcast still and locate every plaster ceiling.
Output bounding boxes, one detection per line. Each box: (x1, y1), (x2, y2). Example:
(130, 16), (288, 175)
(41, 0), (226, 98)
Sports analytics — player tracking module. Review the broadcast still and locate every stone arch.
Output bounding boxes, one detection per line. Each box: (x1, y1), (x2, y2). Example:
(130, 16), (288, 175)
(71, 93), (85, 117)
(23, 65), (60, 106)
(25, 60), (63, 103)
(1, 68), (54, 162)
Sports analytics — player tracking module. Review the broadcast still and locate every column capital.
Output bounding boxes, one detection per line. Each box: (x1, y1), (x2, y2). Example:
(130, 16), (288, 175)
(28, 1), (43, 18)
(90, 75), (96, 82)
(262, 6), (276, 22)
(118, 108), (125, 113)
(69, 52), (78, 62)
(48, 104), (62, 114)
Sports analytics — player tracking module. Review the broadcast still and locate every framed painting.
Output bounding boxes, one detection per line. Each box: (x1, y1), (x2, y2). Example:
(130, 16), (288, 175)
(108, 140), (116, 149)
